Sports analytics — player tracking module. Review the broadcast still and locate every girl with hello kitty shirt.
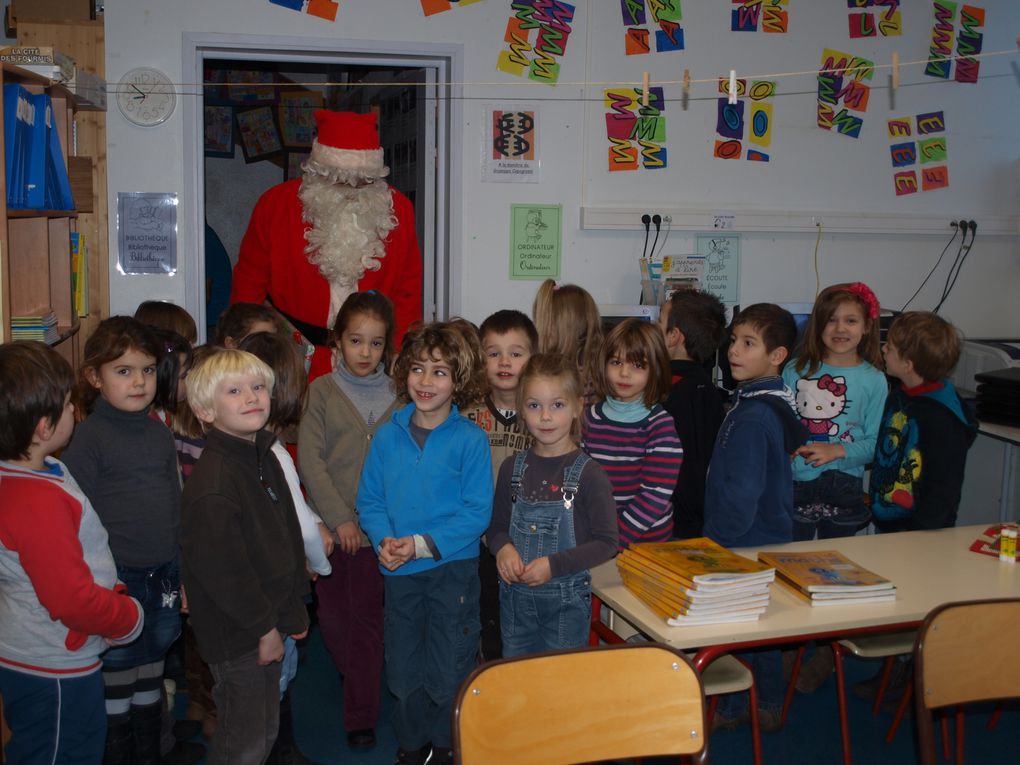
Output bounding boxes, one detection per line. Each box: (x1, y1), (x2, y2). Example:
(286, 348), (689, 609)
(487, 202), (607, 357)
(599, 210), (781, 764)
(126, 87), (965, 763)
(781, 283), (888, 542)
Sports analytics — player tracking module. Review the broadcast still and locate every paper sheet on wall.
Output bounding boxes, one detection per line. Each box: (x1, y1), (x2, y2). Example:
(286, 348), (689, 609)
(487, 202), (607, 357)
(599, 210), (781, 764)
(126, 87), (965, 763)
(696, 235), (740, 304)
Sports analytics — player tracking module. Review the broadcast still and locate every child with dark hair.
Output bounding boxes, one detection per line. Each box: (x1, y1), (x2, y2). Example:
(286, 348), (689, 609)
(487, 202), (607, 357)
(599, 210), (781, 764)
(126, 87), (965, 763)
(215, 302), (279, 348)
(704, 303), (808, 732)
(583, 318), (683, 548)
(462, 308), (538, 660)
(61, 317), (185, 763)
(299, 290), (399, 752)
(134, 300), (198, 344)
(357, 322), (492, 765)
(658, 289), (728, 538)
(0, 341), (143, 765)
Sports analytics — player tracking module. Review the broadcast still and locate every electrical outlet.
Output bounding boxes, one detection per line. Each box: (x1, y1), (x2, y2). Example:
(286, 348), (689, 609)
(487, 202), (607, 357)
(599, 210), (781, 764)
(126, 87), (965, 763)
(663, 215), (672, 223)
(812, 216), (822, 227)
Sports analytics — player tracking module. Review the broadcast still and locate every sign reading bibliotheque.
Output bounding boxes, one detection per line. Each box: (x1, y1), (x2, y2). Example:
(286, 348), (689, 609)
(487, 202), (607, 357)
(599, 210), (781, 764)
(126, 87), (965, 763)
(117, 192), (178, 275)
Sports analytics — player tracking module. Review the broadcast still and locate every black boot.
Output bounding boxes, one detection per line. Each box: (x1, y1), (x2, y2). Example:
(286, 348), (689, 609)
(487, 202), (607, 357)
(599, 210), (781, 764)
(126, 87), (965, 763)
(265, 690), (326, 765)
(130, 702), (164, 765)
(103, 713), (133, 765)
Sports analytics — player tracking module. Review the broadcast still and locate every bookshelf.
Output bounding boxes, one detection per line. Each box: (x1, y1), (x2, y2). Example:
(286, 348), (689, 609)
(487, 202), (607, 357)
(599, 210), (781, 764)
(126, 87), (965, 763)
(0, 62), (83, 362)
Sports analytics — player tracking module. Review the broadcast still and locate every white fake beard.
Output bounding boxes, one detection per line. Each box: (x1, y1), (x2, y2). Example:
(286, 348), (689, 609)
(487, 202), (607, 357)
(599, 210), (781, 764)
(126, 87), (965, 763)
(299, 174), (398, 328)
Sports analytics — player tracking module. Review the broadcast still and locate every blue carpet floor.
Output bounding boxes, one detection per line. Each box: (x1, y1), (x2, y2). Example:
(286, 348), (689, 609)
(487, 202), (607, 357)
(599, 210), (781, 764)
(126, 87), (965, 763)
(178, 625), (1019, 764)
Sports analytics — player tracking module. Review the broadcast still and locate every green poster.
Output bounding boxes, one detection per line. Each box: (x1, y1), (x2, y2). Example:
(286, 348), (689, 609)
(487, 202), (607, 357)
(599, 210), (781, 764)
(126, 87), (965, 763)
(510, 203), (561, 279)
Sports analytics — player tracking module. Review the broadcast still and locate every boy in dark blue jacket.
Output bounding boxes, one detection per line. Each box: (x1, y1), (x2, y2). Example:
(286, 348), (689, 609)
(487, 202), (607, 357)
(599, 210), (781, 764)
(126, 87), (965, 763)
(704, 303), (808, 731)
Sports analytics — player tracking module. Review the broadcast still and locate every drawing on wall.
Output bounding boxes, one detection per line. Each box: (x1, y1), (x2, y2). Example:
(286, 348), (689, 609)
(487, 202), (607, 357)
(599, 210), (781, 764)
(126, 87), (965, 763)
(496, 0), (576, 84)
(888, 111), (949, 195)
(604, 87), (667, 172)
(817, 48), (874, 138)
(696, 234), (741, 304)
(421, 0), (483, 15)
(713, 78), (775, 162)
(848, 0), (902, 38)
(204, 106), (234, 158)
(278, 90), (323, 148)
(267, 0), (339, 22)
(621, 0), (684, 54)
(482, 106), (540, 183)
(925, 1), (984, 83)
(236, 107), (283, 163)
(731, 0), (789, 34)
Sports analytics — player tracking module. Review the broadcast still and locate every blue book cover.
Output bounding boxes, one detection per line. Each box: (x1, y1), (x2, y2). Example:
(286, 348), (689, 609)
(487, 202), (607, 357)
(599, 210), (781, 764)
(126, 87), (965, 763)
(45, 96), (74, 211)
(24, 92), (50, 209)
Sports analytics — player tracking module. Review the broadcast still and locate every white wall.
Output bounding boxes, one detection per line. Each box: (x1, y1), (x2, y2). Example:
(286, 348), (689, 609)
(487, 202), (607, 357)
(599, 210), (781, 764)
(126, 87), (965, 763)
(105, 0), (1020, 338)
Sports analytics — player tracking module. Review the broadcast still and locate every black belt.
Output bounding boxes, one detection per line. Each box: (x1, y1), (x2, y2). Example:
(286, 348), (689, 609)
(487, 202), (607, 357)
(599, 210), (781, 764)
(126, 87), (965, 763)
(268, 299), (330, 348)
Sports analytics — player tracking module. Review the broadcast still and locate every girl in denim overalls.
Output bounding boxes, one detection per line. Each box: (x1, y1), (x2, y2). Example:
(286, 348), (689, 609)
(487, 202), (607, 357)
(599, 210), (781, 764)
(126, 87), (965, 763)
(486, 354), (618, 658)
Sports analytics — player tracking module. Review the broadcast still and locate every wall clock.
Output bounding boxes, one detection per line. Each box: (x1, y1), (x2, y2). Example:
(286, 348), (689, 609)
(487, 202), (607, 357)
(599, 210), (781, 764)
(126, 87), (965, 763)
(116, 67), (177, 127)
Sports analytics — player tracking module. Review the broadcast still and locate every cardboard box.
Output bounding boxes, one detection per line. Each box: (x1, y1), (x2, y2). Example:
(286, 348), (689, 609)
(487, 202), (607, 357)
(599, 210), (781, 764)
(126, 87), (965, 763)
(0, 46), (76, 83)
(10, 1), (96, 23)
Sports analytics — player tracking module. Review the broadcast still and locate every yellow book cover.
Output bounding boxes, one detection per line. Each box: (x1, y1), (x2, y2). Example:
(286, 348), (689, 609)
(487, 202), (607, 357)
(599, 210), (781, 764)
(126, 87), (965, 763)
(620, 569), (770, 615)
(758, 550), (893, 593)
(627, 537), (775, 585)
(618, 554), (771, 603)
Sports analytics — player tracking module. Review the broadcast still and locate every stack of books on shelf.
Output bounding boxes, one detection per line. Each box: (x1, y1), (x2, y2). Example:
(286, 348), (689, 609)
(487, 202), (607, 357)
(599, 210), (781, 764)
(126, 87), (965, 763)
(757, 550), (896, 607)
(11, 311), (59, 344)
(617, 537), (776, 626)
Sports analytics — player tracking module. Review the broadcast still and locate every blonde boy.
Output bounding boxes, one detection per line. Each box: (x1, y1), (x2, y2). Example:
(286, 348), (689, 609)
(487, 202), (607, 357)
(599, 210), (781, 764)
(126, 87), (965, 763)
(180, 349), (309, 765)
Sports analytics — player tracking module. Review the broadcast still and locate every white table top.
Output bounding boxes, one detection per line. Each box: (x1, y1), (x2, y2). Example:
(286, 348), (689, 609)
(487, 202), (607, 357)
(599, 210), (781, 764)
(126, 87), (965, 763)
(591, 525), (1020, 651)
(978, 420), (1020, 447)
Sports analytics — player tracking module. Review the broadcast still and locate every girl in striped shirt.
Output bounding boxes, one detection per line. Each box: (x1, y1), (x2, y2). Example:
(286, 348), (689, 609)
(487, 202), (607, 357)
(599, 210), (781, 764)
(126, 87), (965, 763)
(582, 319), (684, 547)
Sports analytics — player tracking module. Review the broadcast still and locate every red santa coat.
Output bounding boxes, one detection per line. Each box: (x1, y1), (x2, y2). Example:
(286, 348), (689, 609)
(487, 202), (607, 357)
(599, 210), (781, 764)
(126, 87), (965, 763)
(232, 178), (422, 380)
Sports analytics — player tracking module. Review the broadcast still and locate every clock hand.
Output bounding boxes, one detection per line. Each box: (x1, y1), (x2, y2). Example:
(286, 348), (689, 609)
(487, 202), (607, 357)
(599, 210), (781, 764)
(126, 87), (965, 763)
(130, 83), (145, 96)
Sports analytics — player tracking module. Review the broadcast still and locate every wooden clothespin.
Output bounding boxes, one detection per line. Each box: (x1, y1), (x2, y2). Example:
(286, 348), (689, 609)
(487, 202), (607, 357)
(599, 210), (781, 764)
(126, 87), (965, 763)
(728, 70), (737, 105)
(642, 71), (650, 107)
(891, 52), (900, 91)
(682, 69), (691, 110)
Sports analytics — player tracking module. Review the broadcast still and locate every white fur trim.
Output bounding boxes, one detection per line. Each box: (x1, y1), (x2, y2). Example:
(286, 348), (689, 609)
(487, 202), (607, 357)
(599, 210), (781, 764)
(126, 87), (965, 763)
(309, 141), (385, 173)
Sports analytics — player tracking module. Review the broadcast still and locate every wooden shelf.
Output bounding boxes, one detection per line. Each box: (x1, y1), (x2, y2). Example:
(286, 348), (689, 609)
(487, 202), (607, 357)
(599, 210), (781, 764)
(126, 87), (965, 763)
(7, 208), (77, 219)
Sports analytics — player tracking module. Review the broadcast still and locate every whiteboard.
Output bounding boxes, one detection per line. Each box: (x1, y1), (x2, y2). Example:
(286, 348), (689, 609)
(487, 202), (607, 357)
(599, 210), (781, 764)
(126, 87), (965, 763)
(580, 1), (1019, 224)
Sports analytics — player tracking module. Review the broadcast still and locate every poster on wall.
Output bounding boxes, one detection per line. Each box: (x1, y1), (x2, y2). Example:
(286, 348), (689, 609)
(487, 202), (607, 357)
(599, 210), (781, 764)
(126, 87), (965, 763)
(278, 90), (322, 148)
(605, 87), (667, 171)
(496, 1), (576, 84)
(117, 193), (178, 275)
(510, 203), (561, 279)
(421, 0), (483, 15)
(696, 234), (740, 304)
(204, 105), (234, 157)
(482, 105), (539, 183)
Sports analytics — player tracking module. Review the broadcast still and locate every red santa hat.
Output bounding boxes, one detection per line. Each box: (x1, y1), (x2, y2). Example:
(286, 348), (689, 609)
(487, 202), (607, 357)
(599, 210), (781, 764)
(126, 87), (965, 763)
(306, 110), (387, 180)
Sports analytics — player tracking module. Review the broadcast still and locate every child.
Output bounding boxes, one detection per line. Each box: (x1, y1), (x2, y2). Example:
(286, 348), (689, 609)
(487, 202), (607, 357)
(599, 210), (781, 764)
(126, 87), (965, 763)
(298, 291), (399, 752)
(237, 331), (330, 765)
(135, 300), (198, 344)
(532, 278), (604, 398)
(180, 349), (310, 765)
(871, 312), (977, 532)
(215, 302), (279, 348)
(782, 283), (888, 542)
(462, 309), (538, 660)
(356, 322), (492, 765)
(486, 353), (618, 657)
(61, 317), (184, 763)
(0, 342), (143, 765)
(658, 289), (727, 539)
(704, 304), (808, 731)
(583, 318), (683, 547)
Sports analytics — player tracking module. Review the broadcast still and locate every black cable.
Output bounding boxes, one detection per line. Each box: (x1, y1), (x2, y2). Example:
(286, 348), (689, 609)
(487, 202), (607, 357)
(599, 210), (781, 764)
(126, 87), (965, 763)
(935, 226), (976, 313)
(934, 224), (970, 312)
(901, 225), (959, 312)
(653, 216), (672, 260)
(650, 215), (662, 261)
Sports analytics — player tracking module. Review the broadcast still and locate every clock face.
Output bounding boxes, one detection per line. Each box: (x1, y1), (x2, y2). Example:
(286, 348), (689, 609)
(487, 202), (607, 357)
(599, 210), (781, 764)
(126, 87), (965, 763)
(117, 67), (177, 127)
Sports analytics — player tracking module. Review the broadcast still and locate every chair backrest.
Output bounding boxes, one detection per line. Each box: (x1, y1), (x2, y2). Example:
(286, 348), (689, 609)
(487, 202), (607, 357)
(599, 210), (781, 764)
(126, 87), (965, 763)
(453, 643), (707, 765)
(914, 598), (1020, 765)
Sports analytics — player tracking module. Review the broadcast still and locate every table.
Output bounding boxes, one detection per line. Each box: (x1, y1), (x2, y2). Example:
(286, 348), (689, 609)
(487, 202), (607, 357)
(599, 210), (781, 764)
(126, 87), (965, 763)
(978, 421), (1020, 523)
(591, 525), (1020, 764)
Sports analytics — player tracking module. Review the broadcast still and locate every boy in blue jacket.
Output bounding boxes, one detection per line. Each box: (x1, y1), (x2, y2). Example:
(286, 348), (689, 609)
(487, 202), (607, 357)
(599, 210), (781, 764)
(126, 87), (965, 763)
(704, 303), (808, 731)
(357, 323), (492, 765)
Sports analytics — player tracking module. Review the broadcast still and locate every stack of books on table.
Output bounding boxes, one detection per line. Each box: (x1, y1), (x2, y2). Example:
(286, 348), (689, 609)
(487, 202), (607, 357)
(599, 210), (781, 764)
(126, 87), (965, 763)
(757, 550), (896, 607)
(617, 537), (777, 626)
(11, 311), (59, 344)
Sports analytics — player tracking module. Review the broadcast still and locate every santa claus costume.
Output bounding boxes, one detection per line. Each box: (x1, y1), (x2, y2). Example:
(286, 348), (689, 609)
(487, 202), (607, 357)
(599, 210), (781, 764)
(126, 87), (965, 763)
(232, 110), (422, 380)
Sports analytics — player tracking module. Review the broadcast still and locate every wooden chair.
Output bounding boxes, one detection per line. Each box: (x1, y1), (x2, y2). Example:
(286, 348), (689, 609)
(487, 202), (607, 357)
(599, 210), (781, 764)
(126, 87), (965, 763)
(914, 598), (1020, 765)
(453, 643), (708, 765)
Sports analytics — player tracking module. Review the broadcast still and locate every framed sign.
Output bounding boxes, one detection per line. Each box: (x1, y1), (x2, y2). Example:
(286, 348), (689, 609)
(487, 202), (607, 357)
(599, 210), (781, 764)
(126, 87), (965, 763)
(117, 192), (178, 275)
(510, 203), (561, 280)
(483, 104), (540, 183)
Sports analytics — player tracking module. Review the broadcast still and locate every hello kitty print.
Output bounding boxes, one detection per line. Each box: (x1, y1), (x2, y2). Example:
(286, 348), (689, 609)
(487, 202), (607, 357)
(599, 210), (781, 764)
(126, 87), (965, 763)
(796, 374), (854, 443)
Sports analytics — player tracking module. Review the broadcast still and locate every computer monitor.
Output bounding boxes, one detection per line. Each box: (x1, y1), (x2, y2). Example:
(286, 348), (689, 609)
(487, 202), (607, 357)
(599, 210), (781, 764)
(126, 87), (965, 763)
(597, 304), (659, 328)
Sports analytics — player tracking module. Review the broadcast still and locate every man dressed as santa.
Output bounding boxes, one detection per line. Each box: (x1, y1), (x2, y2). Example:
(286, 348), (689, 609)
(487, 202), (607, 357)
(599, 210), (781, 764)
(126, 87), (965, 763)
(231, 110), (422, 380)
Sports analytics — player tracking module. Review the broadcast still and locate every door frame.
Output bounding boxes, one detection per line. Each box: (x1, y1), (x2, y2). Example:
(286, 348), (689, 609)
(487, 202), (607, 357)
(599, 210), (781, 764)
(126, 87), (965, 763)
(182, 32), (463, 338)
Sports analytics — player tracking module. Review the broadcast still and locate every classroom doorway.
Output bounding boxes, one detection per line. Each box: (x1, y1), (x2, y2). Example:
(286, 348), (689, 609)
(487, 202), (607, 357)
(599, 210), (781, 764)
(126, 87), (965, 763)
(182, 35), (458, 340)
